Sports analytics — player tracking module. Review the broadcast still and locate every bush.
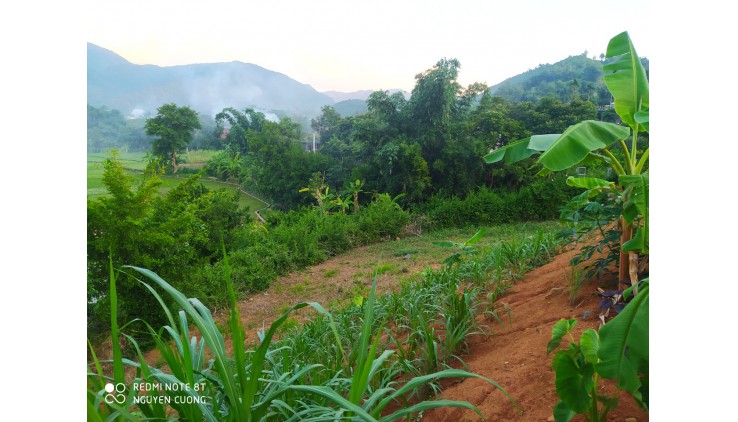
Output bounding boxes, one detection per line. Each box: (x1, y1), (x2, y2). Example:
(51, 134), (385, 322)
(357, 194), (410, 242)
(315, 211), (356, 255)
(417, 174), (575, 228)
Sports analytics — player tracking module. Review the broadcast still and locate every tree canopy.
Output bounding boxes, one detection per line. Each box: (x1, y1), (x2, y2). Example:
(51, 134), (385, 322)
(145, 103), (201, 171)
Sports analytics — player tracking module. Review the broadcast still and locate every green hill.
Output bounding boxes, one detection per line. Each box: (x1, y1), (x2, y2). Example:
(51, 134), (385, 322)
(333, 99), (368, 116)
(489, 53), (648, 105)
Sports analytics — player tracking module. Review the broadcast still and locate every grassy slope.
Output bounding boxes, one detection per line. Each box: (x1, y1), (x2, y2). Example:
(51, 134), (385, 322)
(227, 220), (562, 331)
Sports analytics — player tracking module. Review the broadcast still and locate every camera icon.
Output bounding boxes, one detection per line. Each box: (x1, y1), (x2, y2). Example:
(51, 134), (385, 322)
(104, 382), (126, 404)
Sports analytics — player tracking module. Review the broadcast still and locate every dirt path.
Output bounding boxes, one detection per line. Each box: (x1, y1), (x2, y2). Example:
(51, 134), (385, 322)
(421, 250), (648, 422)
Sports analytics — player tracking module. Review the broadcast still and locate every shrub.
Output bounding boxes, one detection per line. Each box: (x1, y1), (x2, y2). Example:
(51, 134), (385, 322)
(357, 194), (410, 242)
(418, 174), (574, 228)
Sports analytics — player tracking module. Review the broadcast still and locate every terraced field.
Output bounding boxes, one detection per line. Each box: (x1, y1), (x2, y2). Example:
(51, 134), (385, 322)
(87, 151), (268, 213)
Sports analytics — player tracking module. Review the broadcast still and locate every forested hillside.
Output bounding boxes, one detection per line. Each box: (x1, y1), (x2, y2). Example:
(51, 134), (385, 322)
(490, 53), (649, 104)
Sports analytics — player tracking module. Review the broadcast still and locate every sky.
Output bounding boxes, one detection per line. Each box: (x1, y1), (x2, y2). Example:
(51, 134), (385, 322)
(87, 0), (652, 93)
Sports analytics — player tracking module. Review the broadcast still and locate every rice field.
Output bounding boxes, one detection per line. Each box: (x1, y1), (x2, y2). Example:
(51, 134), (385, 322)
(87, 151), (268, 212)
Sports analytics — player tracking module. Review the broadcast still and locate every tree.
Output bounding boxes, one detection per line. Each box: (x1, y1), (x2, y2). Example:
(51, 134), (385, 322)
(145, 103), (201, 172)
(311, 105), (342, 143)
(408, 58), (462, 133)
(215, 107), (267, 154)
(87, 152), (249, 338)
(407, 58), (464, 190)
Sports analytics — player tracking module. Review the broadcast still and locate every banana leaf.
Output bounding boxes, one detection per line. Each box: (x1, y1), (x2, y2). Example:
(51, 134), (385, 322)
(603, 31), (649, 132)
(597, 281), (649, 411)
(537, 121), (630, 172)
(483, 134), (559, 164)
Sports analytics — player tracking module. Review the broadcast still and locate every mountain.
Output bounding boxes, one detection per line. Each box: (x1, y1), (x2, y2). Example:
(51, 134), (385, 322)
(87, 43), (334, 117)
(333, 99), (368, 117)
(323, 89), (410, 103)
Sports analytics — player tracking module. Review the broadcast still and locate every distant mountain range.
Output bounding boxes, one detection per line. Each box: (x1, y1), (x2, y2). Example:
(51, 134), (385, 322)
(87, 43), (407, 118)
(87, 43), (336, 118)
(88, 43), (643, 119)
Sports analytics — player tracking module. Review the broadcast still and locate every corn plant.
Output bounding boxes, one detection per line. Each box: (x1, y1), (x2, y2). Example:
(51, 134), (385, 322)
(281, 276), (518, 420)
(440, 282), (484, 365)
(88, 245), (521, 420)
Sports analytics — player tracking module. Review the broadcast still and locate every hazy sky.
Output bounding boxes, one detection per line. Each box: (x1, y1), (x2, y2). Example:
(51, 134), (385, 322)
(87, 0), (650, 93)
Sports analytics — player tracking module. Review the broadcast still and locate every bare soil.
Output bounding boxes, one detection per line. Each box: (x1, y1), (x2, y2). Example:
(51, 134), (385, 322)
(214, 241), (445, 353)
(421, 249), (648, 422)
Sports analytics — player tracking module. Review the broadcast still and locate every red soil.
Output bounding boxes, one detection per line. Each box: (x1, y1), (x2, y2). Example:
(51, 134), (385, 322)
(421, 249), (648, 422)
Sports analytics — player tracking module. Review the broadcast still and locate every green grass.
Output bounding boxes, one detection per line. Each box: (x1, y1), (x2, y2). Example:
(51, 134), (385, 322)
(359, 221), (561, 267)
(87, 151), (150, 170)
(87, 152), (267, 212)
(374, 262), (400, 275)
(87, 150), (217, 169)
(182, 149), (216, 163)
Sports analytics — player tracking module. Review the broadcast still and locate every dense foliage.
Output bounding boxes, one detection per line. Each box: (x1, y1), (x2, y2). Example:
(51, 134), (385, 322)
(87, 154), (411, 339)
(202, 59), (598, 209)
(87, 155), (250, 337)
(416, 173), (577, 228)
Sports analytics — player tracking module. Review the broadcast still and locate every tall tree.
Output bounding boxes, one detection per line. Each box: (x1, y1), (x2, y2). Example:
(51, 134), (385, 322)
(145, 103), (201, 172)
(215, 107), (267, 154)
(407, 58), (463, 188)
(311, 105), (342, 143)
(408, 58), (462, 133)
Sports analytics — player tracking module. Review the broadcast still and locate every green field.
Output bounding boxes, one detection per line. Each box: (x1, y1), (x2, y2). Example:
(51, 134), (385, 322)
(87, 151), (268, 213)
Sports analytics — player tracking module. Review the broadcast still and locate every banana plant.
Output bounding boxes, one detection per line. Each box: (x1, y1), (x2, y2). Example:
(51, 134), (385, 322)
(546, 278), (649, 421)
(484, 31), (648, 288)
(433, 228), (486, 267)
(329, 194), (354, 214)
(299, 172), (334, 213)
(348, 179), (364, 213)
